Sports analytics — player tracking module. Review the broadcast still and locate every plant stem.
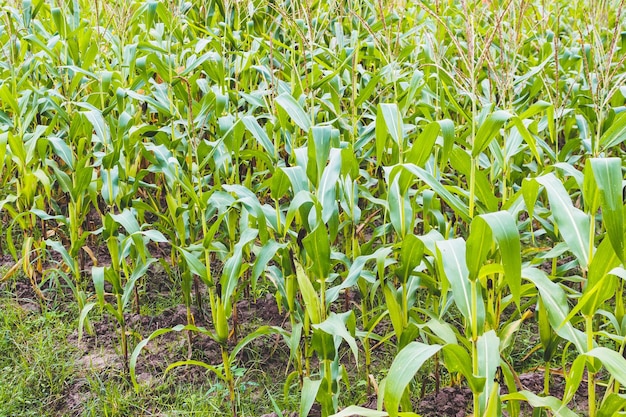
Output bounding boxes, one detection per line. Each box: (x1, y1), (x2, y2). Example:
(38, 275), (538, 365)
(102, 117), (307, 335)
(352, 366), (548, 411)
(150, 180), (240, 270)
(586, 314), (596, 417)
(222, 346), (237, 417)
(117, 293), (129, 374)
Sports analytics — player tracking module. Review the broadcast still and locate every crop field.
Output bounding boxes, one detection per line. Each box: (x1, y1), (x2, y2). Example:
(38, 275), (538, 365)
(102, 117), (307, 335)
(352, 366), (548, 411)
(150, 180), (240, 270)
(1, 0), (626, 416)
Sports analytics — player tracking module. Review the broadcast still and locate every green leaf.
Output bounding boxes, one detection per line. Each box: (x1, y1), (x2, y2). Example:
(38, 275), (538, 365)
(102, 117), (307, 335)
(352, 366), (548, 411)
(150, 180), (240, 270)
(394, 164), (470, 223)
(48, 136), (74, 169)
(242, 115), (276, 158)
(384, 342), (442, 417)
(229, 325), (289, 362)
(597, 393), (626, 417)
(307, 126), (333, 186)
(318, 149), (342, 225)
(110, 209), (141, 235)
(468, 212), (521, 306)
(590, 158), (624, 262)
(313, 312), (359, 364)
(442, 344), (485, 394)
(522, 267), (587, 353)
(376, 103), (403, 164)
(301, 377), (322, 417)
(436, 239), (473, 323)
(165, 359), (225, 381)
(449, 147), (498, 212)
(302, 223), (331, 280)
(91, 266), (105, 307)
(535, 174), (591, 269)
(472, 110), (512, 157)
(578, 236), (621, 317)
(384, 284), (405, 341)
(407, 121), (439, 167)
(220, 227), (258, 314)
(585, 347), (626, 387)
(295, 260), (321, 324)
(330, 406), (388, 417)
(82, 109), (111, 145)
(600, 111), (626, 149)
(502, 391), (578, 417)
(78, 302), (97, 342)
(387, 175), (412, 238)
(396, 234), (424, 283)
(276, 93), (311, 132)
(122, 259), (154, 309)
(477, 330), (500, 415)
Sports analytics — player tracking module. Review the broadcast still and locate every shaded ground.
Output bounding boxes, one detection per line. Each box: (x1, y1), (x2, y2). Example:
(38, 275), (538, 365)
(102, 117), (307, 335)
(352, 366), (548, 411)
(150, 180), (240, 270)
(0, 273), (605, 417)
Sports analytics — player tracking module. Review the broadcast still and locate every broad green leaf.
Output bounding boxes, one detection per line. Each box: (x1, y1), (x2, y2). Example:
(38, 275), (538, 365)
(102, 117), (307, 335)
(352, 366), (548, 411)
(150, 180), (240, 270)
(330, 406), (388, 417)
(600, 111), (626, 149)
(384, 284), (405, 341)
(449, 147), (498, 212)
(0, 133), (7, 169)
(302, 223), (331, 280)
(318, 149), (342, 225)
(472, 110), (512, 157)
(407, 121), (439, 167)
(442, 344), (485, 394)
(301, 377), (322, 417)
(48, 136), (74, 169)
(241, 115), (276, 158)
(585, 347), (626, 387)
(590, 158), (624, 262)
(396, 234), (424, 283)
(535, 174), (591, 269)
(509, 116), (541, 163)
(563, 355), (586, 403)
(91, 266), (105, 307)
(583, 162), (601, 217)
(101, 166), (119, 205)
(313, 311), (359, 363)
(221, 227), (258, 314)
(376, 103), (403, 165)
(276, 93), (311, 132)
(78, 302), (96, 342)
(295, 260), (321, 324)
(522, 267), (587, 353)
(307, 126), (333, 186)
(387, 175), (412, 238)
(270, 168), (291, 200)
(122, 258), (155, 309)
(229, 325), (289, 362)
(384, 342), (442, 417)
(393, 164), (470, 222)
(45, 239), (73, 271)
(502, 391), (577, 417)
(326, 247), (393, 304)
(466, 216), (493, 283)
(436, 238), (484, 334)
(468, 212), (521, 306)
(578, 236), (621, 317)
(252, 240), (287, 283)
(110, 209), (141, 235)
(477, 330), (500, 415)
(597, 393), (626, 417)
(82, 109), (111, 146)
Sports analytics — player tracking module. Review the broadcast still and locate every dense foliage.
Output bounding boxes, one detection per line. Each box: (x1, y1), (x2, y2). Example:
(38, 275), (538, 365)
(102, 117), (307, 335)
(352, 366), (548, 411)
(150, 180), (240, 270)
(1, 0), (626, 415)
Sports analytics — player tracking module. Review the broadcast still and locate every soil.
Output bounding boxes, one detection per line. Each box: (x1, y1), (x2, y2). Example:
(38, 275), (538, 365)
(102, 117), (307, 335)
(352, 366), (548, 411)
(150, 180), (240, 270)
(415, 370), (601, 417)
(0, 272), (604, 417)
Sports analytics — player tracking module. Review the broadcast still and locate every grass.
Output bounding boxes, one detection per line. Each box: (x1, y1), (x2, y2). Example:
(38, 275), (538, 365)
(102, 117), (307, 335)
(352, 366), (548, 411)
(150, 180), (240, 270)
(0, 279), (338, 417)
(0, 293), (75, 417)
